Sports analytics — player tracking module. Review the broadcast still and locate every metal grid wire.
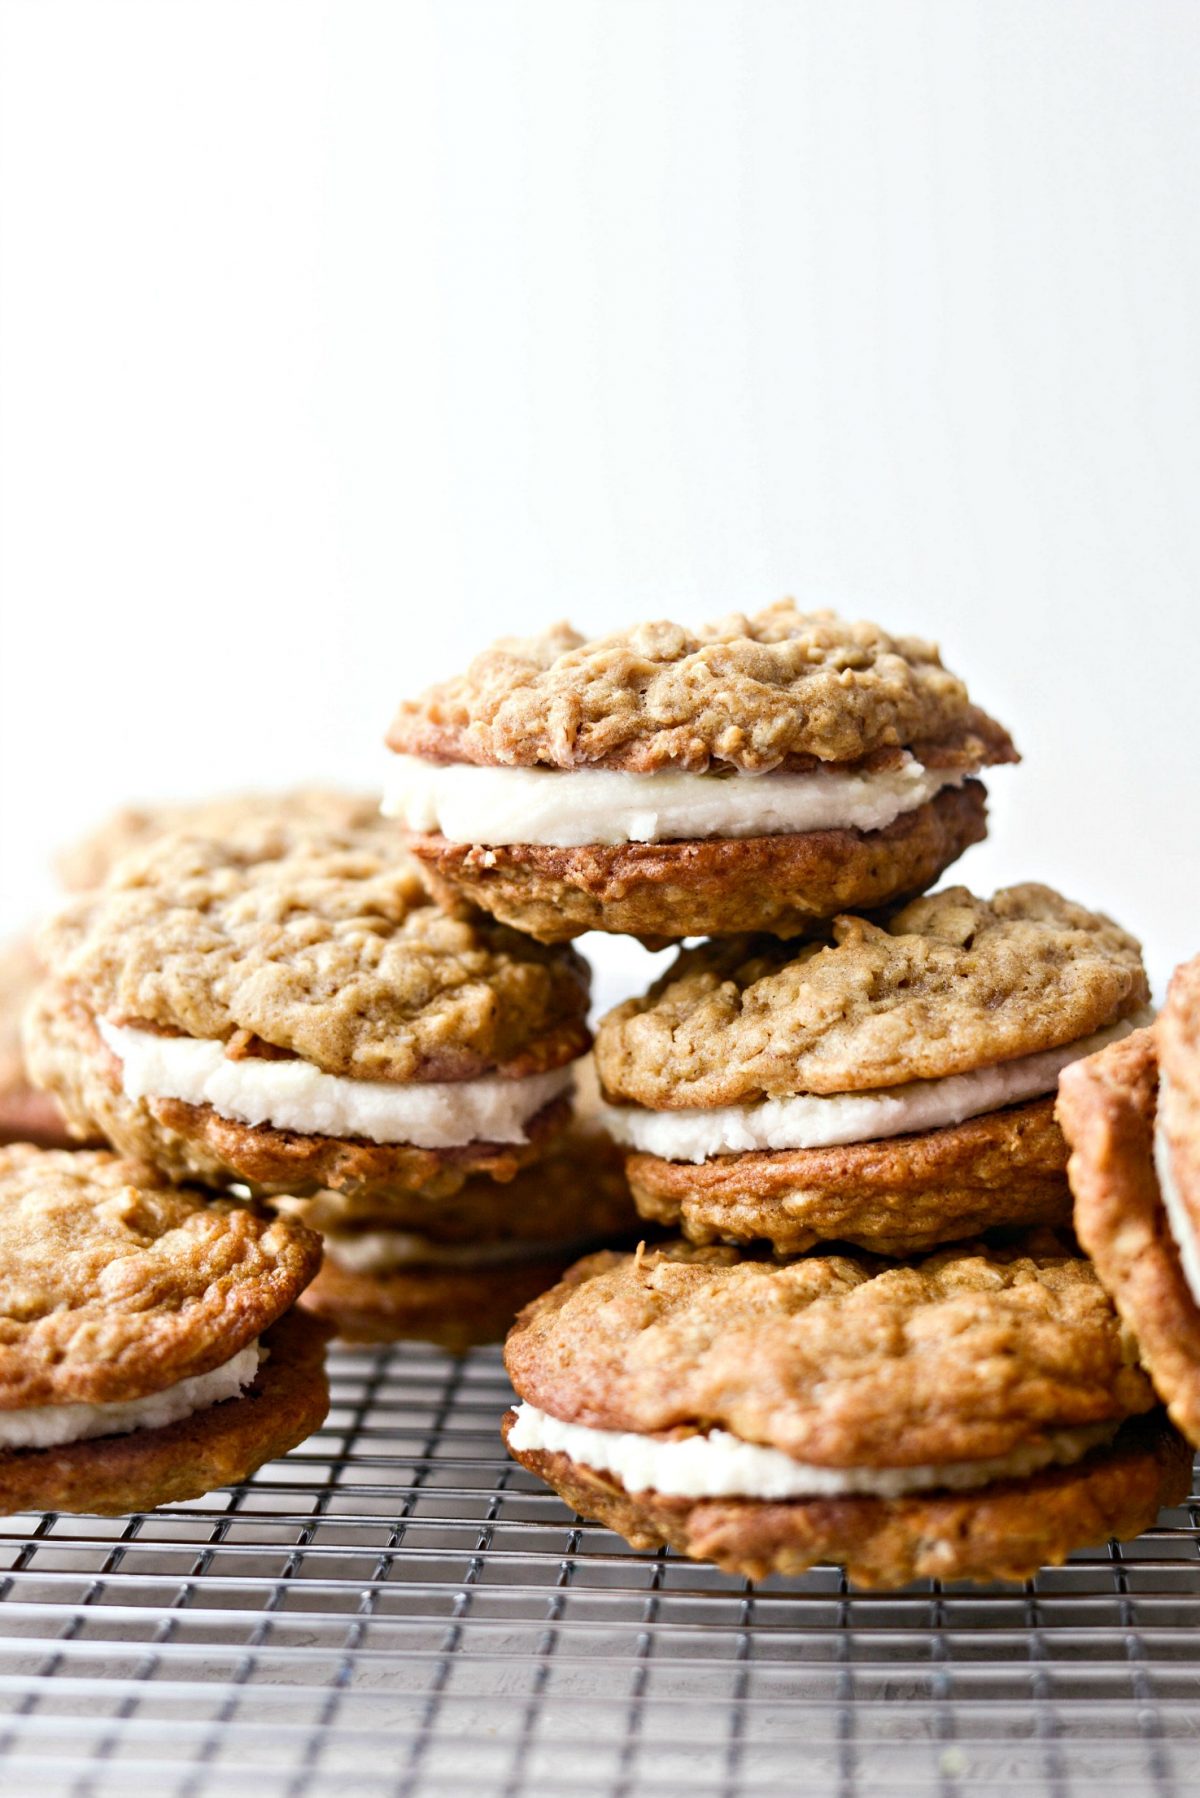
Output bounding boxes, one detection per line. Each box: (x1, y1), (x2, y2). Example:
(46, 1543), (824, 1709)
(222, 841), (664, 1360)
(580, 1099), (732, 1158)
(0, 1344), (1198, 1797)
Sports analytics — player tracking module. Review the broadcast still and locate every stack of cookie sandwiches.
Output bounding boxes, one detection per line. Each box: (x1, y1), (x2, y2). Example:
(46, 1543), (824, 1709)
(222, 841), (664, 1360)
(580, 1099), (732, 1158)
(390, 602), (1189, 1585)
(26, 808), (636, 1350)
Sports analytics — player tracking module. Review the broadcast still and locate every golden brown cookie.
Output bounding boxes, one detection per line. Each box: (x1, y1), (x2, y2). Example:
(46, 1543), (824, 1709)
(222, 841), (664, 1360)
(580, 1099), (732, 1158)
(597, 885), (1147, 1255)
(385, 605), (1016, 942)
(1060, 1011), (1200, 1447)
(25, 816), (591, 1200)
(0, 1309), (331, 1517)
(0, 1145), (327, 1515)
(502, 1411), (1189, 1588)
(502, 1237), (1178, 1587)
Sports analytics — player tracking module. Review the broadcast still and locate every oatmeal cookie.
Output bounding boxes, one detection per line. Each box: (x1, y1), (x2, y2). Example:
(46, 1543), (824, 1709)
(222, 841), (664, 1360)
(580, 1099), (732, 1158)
(387, 606), (1013, 774)
(0, 1145), (327, 1515)
(596, 884), (1145, 1255)
(1060, 1017), (1200, 1446)
(597, 886), (1147, 1108)
(505, 1238), (1153, 1467)
(0, 1145), (320, 1404)
(0, 1308), (330, 1517)
(26, 817), (591, 1199)
(502, 1237), (1173, 1587)
(385, 604), (1016, 941)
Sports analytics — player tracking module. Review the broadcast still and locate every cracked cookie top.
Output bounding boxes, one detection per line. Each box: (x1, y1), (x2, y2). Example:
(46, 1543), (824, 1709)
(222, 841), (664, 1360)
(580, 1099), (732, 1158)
(595, 884), (1148, 1108)
(387, 603), (1017, 775)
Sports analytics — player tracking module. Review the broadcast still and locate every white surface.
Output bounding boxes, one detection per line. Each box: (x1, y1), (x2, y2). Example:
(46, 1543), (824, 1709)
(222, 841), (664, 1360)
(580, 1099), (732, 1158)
(100, 1020), (576, 1148)
(383, 752), (959, 845)
(0, 1342), (261, 1451)
(507, 1403), (1117, 1500)
(0, 3), (1196, 1004)
(601, 1011), (1148, 1160)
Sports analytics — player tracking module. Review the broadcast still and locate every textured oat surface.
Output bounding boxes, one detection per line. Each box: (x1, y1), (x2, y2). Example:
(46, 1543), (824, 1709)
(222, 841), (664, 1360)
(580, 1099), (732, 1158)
(56, 787), (386, 892)
(0, 1145), (321, 1406)
(596, 884), (1148, 1106)
(1159, 953), (1200, 1247)
(1060, 1026), (1200, 1446)
(38, 819), (591, 1082)
(408, 781), (988, 945)
(0, 1309), (330, 1518)
(503, 1412), (1189, 1588)
(626, 1097), (1070, 1255)
(504, 1236), (1154, 1469)
(388, 604), (1018, 774)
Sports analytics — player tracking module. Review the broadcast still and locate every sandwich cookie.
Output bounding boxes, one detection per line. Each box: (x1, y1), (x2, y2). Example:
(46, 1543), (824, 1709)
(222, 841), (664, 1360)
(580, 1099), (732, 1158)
(503, 1238), (1189, 1588)
(597, 885), (1151, 1257)
(1059, 953), (1200, 1443)
(384, 604), (1017, 944)
(0, 1145), (327, 1515)
(26, 817), (591, 1200)
(286, 1102), (640, 1350)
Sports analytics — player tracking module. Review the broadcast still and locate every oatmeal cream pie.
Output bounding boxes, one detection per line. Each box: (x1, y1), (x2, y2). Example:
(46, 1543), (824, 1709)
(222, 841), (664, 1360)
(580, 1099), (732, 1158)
(384, 604), (1018, 944)
(596, 885), (1152, 1257)
(25, 818), (592, 1201)
(503, 1238), (1189, 1588)
(1059, 953), (1200, 1444)
(0, 1144), (328, 1515)
(286, 1075), (640, 1349)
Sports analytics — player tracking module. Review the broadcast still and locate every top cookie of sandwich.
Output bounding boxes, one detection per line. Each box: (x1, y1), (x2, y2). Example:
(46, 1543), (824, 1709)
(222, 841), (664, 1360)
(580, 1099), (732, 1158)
(505, 1236), (1153, 1470)
(596, 884), (1148, 1109)
(0, 1143), (320, 1407)
(56, 786), (385, 892)
(388, 605), (1015, 775)
(41, 819), (590, 1083)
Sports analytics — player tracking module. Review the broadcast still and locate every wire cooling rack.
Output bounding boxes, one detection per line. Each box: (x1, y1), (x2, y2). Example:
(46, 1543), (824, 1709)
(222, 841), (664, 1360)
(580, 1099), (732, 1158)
(0, 1345), (1198, 1798)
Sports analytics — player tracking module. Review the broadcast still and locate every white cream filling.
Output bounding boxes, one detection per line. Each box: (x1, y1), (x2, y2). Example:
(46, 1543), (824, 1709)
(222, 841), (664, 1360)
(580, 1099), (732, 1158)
(325, 1229), (598, 1274)
(602, 1011), (1150, 1163)
(98, 1019), (576, 1149)
(507, 1405), (1117, 1500)
(382, 753), (965, 847)
(0, 1342), (261, 1452)
(1155, 1072), (1200, 1308)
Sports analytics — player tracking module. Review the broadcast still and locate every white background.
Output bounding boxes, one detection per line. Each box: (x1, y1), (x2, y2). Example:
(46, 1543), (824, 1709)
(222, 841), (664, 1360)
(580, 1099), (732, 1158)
(1, 0), (1196, 1006)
